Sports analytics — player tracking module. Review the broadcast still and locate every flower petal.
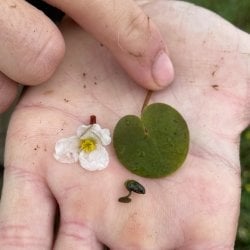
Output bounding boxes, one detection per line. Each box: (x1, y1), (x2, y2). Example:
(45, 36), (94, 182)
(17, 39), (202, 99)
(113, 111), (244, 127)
(54, 136), (80, 164)
(77, 124), (111, 146)
(78, 145), (109, 171)
(90, 124), (111, 146)
(76, 124), (91, 137)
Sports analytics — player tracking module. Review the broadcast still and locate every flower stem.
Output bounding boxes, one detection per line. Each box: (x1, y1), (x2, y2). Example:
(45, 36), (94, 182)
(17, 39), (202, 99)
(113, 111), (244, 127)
(90, 115), (96, 124)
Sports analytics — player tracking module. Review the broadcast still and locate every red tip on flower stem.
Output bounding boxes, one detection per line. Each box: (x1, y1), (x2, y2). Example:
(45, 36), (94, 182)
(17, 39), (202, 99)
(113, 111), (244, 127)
(90, 115), (96, 124)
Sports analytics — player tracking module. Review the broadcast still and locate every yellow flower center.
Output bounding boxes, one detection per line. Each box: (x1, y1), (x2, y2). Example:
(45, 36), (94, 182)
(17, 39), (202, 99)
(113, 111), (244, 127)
(80, 138), (97, 153)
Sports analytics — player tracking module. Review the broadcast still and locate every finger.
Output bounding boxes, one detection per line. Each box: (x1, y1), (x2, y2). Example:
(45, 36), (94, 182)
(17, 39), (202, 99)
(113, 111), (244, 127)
(0, 0), (65, 85)
(0, 73), (18, 113)
(49, 168), (104, 250)
(53, 201), (103, 250)
(53, 220), (103, 250)
(45, 0), (174, 90)
(0, 167), (55, 249)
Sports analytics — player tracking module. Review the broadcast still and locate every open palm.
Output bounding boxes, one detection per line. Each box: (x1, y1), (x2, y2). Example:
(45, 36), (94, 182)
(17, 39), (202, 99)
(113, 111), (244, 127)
(1, 1), (250, 249)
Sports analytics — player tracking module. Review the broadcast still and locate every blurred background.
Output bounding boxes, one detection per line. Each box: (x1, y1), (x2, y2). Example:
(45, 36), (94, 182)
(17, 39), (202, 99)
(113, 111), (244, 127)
(0, 0), (249, 248)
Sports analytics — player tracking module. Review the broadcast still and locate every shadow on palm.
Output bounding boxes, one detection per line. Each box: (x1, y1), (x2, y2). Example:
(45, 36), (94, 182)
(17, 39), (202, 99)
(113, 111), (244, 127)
(4, 1), (250, 248)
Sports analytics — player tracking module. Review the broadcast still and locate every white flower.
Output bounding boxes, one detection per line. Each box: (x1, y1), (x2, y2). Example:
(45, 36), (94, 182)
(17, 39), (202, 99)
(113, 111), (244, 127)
(54, 124), (111, 171)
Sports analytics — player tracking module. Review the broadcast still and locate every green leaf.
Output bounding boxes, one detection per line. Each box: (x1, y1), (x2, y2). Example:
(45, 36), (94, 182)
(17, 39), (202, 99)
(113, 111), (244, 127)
(113, 103), (189, 178)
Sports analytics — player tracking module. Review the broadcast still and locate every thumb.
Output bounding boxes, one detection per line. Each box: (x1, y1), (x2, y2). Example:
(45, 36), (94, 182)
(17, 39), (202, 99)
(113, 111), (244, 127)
(45, 0), (174, 90)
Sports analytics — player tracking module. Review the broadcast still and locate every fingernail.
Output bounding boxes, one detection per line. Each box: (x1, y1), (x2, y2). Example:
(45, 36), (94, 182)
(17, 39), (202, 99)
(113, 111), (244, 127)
(152, 51), (174, 87)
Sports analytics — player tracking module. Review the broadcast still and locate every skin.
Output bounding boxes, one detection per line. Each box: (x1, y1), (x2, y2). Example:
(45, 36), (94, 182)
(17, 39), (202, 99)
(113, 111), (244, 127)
(0, 0), (250, 249)
(0, 0), (173, 113)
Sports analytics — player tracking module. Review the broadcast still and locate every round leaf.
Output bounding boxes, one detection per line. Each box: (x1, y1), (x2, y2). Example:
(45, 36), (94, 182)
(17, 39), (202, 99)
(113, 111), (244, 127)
(113, 103), (189, 178)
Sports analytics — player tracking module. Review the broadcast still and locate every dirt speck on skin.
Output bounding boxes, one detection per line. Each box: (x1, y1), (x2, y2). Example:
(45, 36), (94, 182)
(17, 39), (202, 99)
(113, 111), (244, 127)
(128, 51), (143, 57)
(212, 84), (219, 90)
(64, 98), (70, 103)
(43, 90), (54, 95)
(147, 15), (151, 32)
(34, 145), (40, 151)
(211, 65), (219, 77)
(56, 128), (64, 135)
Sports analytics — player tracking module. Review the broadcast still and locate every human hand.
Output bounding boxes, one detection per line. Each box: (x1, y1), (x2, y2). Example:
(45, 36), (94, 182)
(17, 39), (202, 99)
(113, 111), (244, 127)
(0, 0), (173, 113)
(1, 0), (250, 249)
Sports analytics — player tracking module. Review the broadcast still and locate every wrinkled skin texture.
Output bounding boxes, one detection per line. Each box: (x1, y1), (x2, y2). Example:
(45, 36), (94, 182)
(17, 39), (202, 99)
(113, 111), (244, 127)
(0, 1), (250, 249)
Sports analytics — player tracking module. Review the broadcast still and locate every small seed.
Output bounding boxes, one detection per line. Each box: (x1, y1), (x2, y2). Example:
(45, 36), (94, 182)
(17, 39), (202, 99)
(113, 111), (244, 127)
(125, 180), (145, 194)
(118, 180), (145, 203)
(118, 196), (132, 203)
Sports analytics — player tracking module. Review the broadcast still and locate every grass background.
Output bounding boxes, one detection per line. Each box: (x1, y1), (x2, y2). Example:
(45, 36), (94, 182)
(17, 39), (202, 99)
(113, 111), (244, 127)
(0, 0), (249, 248)
(184, 0), (250, 248)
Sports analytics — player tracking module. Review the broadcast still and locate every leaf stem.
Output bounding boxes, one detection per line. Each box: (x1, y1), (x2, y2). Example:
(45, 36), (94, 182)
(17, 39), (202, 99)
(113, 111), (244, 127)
(141, 90), (153, 114)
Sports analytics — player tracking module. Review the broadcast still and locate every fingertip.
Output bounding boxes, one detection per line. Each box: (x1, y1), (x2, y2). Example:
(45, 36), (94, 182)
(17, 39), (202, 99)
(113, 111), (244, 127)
(151, 50), (174, 89)
(117, 48), (175, 91)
